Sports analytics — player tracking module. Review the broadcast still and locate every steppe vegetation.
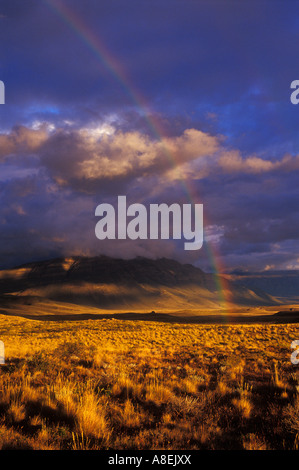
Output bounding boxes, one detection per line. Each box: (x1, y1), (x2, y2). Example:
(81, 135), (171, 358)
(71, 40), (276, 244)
(0, 314), (299, 450)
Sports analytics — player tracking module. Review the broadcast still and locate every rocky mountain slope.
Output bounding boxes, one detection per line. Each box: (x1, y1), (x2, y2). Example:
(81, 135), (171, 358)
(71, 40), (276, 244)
(0, 256), (278, 310)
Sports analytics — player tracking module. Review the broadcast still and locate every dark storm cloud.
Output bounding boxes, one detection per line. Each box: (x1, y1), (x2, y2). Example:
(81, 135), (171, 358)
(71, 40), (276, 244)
(0, 119), (298, 270)
(1, 0), (299, 271)
(0, 2), (297, 115)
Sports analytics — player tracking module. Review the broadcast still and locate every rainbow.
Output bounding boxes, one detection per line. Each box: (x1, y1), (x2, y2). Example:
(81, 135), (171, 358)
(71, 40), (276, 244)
(44, 0), (231, 316)
(44, 0), (162, 140)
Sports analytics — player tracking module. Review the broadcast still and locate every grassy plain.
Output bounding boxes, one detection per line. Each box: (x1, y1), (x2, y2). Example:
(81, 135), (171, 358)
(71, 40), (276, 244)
(1, 312), (299, 450)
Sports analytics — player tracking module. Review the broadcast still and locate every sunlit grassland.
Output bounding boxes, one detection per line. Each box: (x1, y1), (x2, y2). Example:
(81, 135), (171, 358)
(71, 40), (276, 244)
(1, 314), (299, 450)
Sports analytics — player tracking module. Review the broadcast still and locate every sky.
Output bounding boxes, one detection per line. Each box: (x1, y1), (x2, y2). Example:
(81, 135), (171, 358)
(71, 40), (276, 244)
(0, 0), (299, 272)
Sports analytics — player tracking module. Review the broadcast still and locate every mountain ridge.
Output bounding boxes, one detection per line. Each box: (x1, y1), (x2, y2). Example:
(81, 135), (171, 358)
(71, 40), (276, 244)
(0, 255), (278, 310)
(228, 270), (299, 300)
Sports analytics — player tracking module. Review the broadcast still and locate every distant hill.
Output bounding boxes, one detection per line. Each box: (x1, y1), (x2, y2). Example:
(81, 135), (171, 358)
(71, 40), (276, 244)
(0, 256), (278, 310)
(229, 270), (299, 300)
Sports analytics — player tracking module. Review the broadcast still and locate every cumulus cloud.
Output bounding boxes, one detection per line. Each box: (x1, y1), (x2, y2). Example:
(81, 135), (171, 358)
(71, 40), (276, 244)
(0, 125), (48, 159)
(38, 127), (220, 191)
(0, 120), (299, 272)
(0, 124), (220, 192)
(1, 122), (299, 193)
(218, 150), (299, 175)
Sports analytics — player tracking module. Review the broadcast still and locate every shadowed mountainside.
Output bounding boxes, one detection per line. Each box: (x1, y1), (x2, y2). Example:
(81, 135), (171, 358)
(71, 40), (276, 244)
(229, 270), (299, 301)
(0, 256), (278, 311)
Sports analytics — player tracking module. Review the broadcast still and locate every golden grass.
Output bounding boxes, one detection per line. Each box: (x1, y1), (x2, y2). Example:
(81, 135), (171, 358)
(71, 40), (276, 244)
(1, 314), (299, 449)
